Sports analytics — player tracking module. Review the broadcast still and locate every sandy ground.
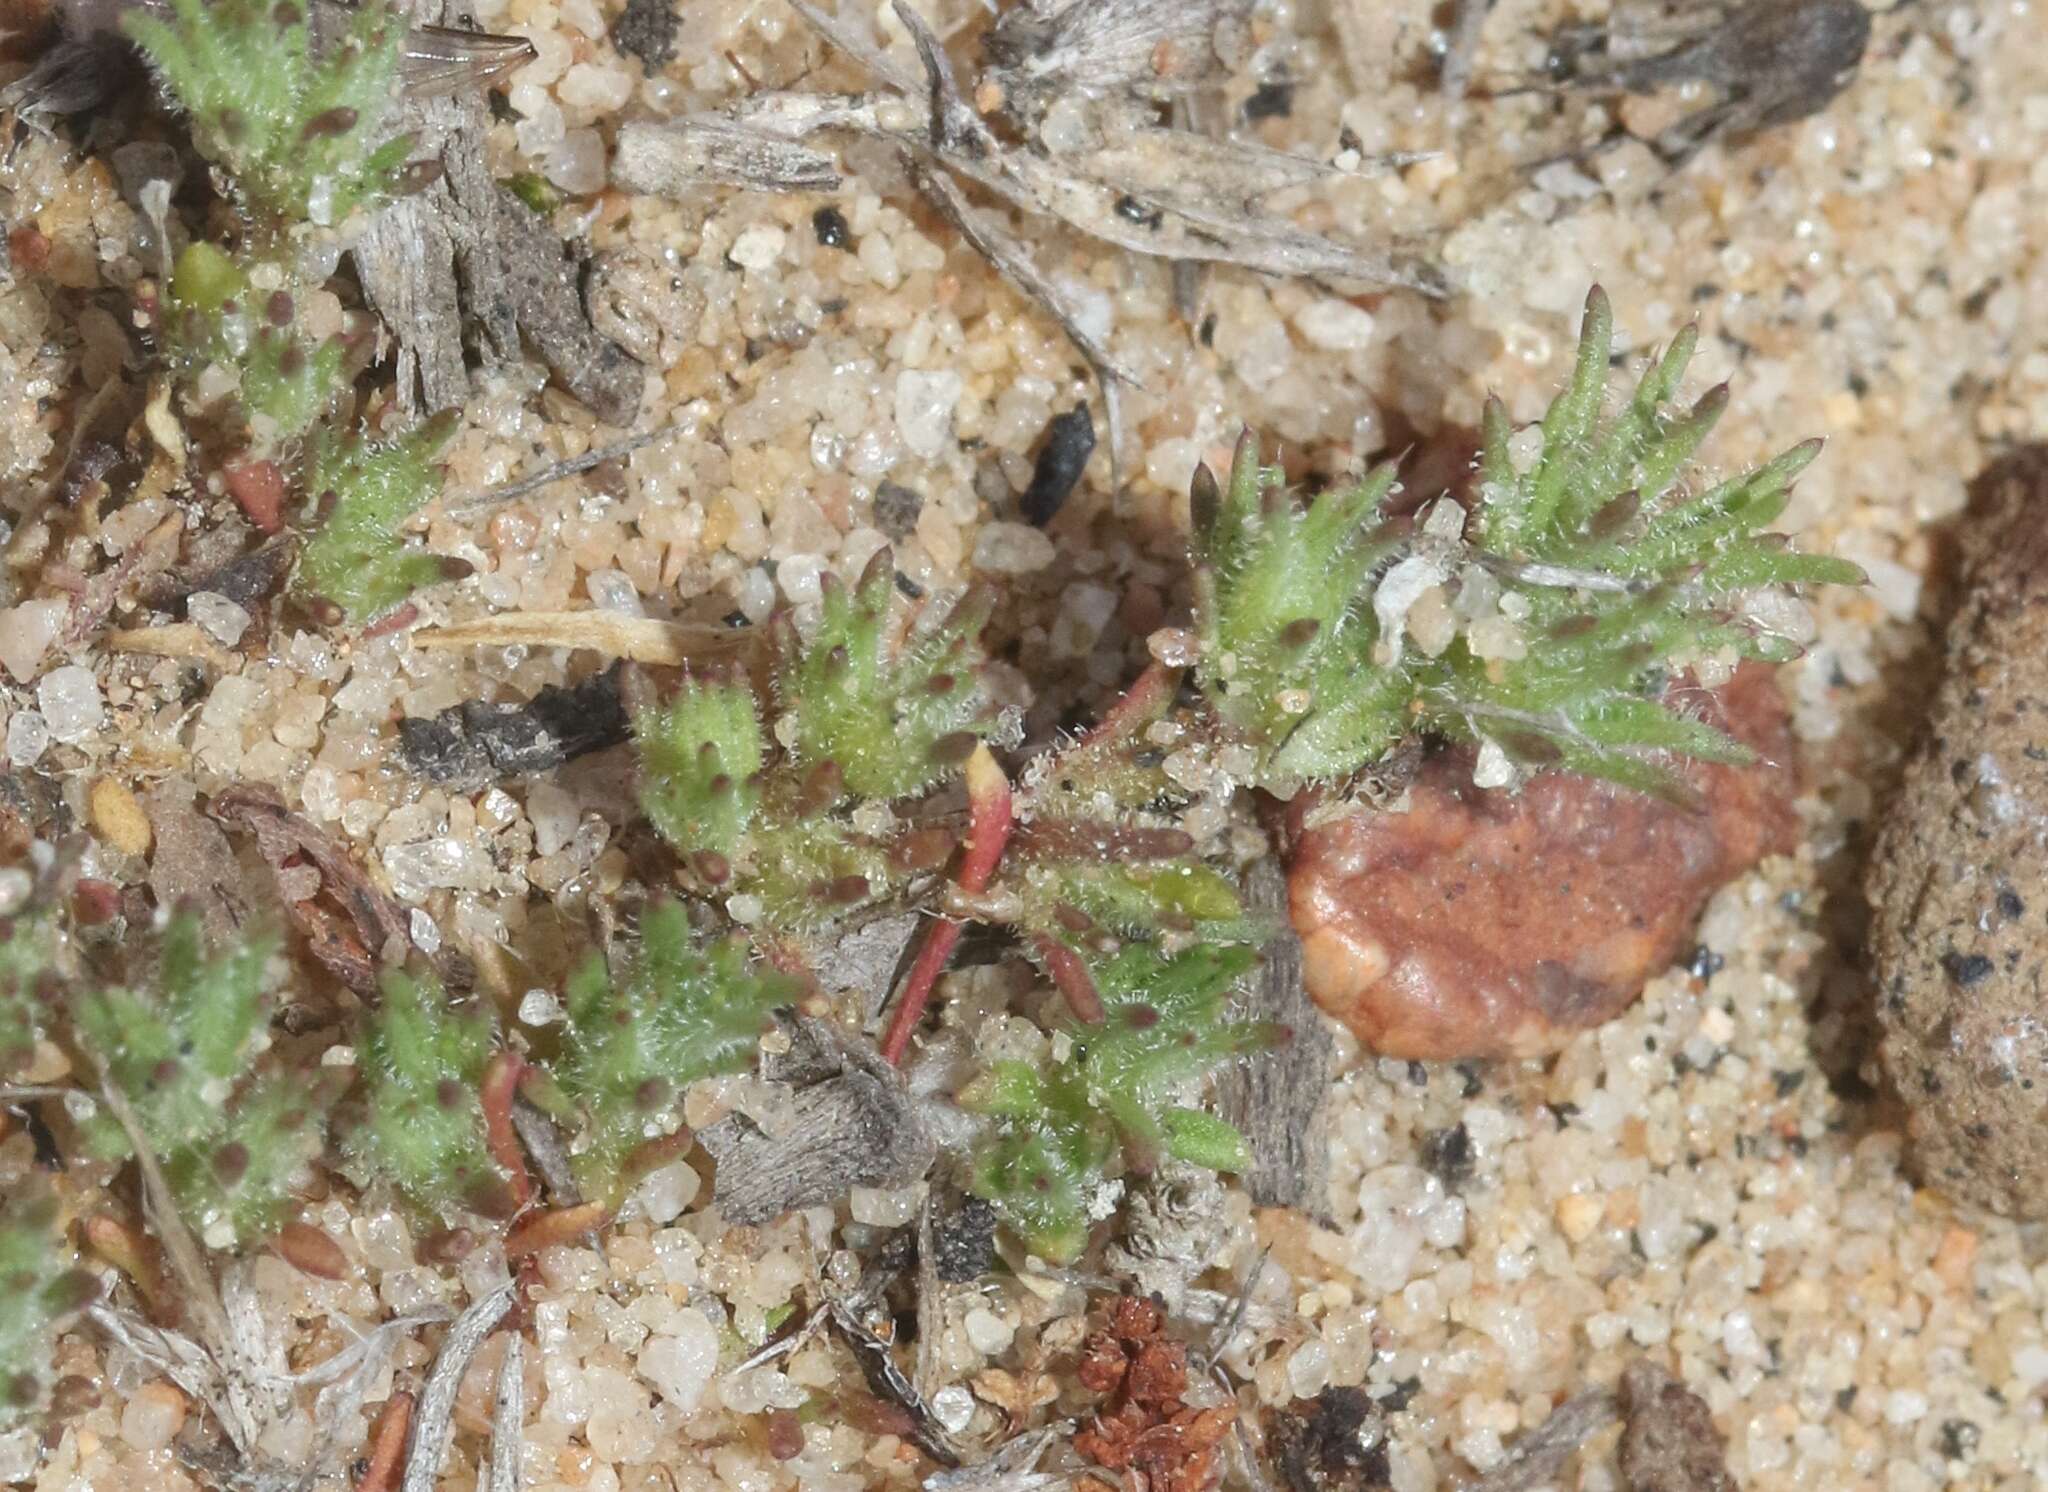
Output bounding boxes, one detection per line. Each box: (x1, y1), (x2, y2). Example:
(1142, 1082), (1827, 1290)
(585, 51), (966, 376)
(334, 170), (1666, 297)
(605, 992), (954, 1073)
(5, 0), (2048, 1488)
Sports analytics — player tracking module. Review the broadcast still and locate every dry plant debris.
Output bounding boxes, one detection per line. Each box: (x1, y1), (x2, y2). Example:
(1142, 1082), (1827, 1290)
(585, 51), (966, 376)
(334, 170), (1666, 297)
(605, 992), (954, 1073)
(1072, 1296), (1234, 1492)
(1542, 0), (1872, 168)
(614, 0), (1444, 469)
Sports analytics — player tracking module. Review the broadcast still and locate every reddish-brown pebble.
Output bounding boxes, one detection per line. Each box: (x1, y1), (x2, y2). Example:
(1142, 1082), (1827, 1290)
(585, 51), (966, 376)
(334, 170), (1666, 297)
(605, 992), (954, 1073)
(223, 459), (286, 534)
(1285, 665), (1799, 1060)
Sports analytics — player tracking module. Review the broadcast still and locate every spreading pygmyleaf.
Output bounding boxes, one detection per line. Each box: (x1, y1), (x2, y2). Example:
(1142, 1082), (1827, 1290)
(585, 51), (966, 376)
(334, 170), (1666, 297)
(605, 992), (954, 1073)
(125, 0), (414, 229)
(347, 969), (515, 1221)
(1439, 287), (1864, 788)
(773, 550), (997, 801)
(296, 412), (459, 622)
(1190, 287), (1862, 793)
(73, 919), (326, 1247)
(963, 944), (1271, 1261)
(555, 901), (792, 1202)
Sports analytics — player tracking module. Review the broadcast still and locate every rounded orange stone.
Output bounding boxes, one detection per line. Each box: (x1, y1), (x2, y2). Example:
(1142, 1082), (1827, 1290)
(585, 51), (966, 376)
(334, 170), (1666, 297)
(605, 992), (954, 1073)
(1285, 666), (1800, 1060)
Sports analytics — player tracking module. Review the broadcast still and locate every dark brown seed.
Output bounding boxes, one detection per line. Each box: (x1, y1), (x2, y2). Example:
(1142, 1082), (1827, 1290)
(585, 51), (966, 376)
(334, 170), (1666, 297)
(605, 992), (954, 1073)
(891, 828), (955, 872)
(1590, 490), (1641, 538)
(398, 160), (446, 195)
(302, 106), (359, 139)
(419, 1227), (477, 1265)
(1499, 730), (1565, 765)
(212, 1143), (250, 1186)
(798, 760), (843, 815)
(825, 875), (871, 904)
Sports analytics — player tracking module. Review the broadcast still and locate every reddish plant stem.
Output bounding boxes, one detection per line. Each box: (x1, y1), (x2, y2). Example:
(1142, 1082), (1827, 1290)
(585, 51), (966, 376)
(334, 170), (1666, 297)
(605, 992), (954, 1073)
(1029, 934), (1106, 1025)
(353, 1390), (414, 1492)
(478, 1051), (534, 1212)
(1079, 661), (1181, 749)
(880, 746), (1014, 1065)
(358, 601), (421, 640)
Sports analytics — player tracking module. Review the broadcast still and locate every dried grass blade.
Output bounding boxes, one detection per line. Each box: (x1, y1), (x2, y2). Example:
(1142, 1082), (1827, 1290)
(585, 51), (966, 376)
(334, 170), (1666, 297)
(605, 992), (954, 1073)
(401, 1278), (517, 1492)
(486, 1333), (524, 1492)
(410, 612), (747, 665)
(1469, 1389), (1621, 1492)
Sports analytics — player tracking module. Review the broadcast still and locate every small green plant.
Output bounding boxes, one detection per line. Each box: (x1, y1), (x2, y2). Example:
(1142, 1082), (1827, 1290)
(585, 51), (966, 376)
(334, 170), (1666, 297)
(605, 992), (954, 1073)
(772, 552), (998, 801)
(72, 918), (329, 1249)
(552, 901), (793, 1204)
(636, 549), (1001, 935)
(295, 415), (463, 621)
(961, 944), (1272, 1263)
(1191, 286), (1863, 795)
(0, 1198), (93, 1434)
(161, 243), (346, 454)
(1004, 666), (1262, 980)
(346, 970), (519, 1221)
(0, 912), (56, 1078)
(130, 0), (461, 623)
(124, 0), (413, 229)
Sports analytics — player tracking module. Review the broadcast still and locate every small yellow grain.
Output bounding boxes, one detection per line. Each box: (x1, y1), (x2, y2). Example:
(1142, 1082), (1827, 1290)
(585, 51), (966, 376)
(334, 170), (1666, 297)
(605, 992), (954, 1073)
(91, 778), (152, 856)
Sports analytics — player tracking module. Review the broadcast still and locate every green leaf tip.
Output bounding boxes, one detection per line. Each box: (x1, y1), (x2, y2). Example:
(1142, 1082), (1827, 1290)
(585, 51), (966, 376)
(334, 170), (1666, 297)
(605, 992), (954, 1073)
(126, 0), (413, 229)
(295, 412), (460, 623)
(637, 675), (766, 868)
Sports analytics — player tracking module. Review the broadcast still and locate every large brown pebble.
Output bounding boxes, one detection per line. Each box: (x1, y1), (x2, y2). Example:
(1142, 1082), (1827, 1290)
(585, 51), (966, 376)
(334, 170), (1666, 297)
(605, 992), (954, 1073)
(1869, 448), (2048, 1217)
(1285, 665), (1799, 1060)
